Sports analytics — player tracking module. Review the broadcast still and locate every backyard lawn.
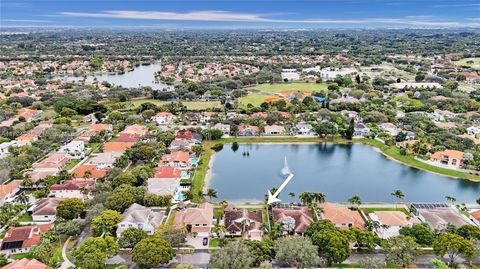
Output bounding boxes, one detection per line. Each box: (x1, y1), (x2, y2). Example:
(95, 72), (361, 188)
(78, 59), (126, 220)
(239, 82), (329, 107)
(17, 213), (33, 222)
(104, 99), (222, 110)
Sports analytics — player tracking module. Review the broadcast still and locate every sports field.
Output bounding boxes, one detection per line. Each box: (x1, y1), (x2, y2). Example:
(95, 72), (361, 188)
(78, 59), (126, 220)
(239, 82), (329, 107)
(105, 99), (222, 110)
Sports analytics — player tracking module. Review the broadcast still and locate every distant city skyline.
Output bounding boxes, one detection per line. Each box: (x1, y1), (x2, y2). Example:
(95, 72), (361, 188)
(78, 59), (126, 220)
(1, 0), (480, 29)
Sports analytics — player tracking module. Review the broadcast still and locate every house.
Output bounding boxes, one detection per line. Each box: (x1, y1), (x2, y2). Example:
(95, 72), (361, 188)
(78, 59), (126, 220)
(200, 112), (216, 123)
(224, 205), (263, 240)
(264, 125), (285, 135)
(152, 166), (186, 180)
(0, 141), (16, 159)
(59, 140), (86, 159)
(103, 142), (135, 153)
(122, 124), (148, 136)
(73, 164), (109, 179)
(160, 151), (190, 168)
(379, 123), (401, 136)
(169, 139), (197, 152)
(147, 178), (185, 201)
(391, 82), (443, 90)
(76, 123), (113, 142)
(368, 211), (419, 239)
(30, 198), (63, 222)
(412, 203), (473, 231)
(154, 112), (176, 125)
(87, 151), (123, 169)
(0, 224), (52, 254)
(0, 180), (22, 205)
(272, 206), (313, 235)
(295, 123), (314, 136)
(321, 203), (365, 229)
(467, 126), (480, 136)
(237, 125), (260, 136)
(213, 123), (230, 136)
(174, 203), (214, 236)
(354, 123), (371, 137)
(251, 112), (268, 119)
(430, 150), (465, 169)
(432, 109), (456, 122)
(116, 133), (141, 143)
(1, 258), (50, 269)
(116, 203), (165, 237)
(31, 152), (70, 174)
(49, 180), (95, 199)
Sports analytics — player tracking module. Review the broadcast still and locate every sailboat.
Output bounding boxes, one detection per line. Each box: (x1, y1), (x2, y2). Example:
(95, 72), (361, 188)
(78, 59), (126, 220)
(280, 156), (291, 177)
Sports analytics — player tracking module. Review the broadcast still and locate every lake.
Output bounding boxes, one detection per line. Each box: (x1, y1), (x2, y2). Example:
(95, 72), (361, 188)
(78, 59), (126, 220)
(208, 143), (480, 203)
(54, 63), (174, 91)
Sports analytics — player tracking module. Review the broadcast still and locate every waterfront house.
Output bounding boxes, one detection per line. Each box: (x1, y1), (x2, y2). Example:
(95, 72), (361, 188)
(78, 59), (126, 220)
(320, 203), (365, 229)
(213, 123), (231, 136)
(0, 180), (22, 205)
(368, 211), (419, 239)
(224, 205), (263, 240)
(237, 125), (260, 136)
(152, 166), (184, 180)
(174, 203), (214, 237)
(49, 180), (95, 200)
(353, 123), (371, 137)
(154, 112), (176, 125)
(412, 203), (472, 231)
(0, 224), (52, 254)
(295, 123), (314, 136)
(379, 123), (401, 136)
(264, 125), (286, 135)
(272, 206), (313, 235)
(430, 150), (464, 169)
(160, 151), (191, 168)
(116, 203), (165, 237)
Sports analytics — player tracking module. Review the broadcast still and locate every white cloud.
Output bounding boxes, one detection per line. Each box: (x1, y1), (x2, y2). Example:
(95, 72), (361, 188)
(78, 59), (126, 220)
(57, 10), (480, 28)
(1, 19), (51, 23)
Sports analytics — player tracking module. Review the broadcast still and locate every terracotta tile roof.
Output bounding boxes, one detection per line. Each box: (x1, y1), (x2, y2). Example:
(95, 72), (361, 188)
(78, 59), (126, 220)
(0, 180), (22, 199)
(2, 224), (52, 249)
(175, 131), (193, 139)
(73, 164), (109, 179)
(471, 210), (480, 221)
(153, 166), (182, 179)
(374, 211), (418, 226)
(272, 206), (313, 234)
(121, 124), (148, 136)
(431, 150), (464, 161)
(161, 151), (190, 164)
(88, 123), (112, 132)
(116, 133), (141, 143)
(224, 207), (263, 233)
(321, 203), (365, 229)
(50, 180), (95, 191)
(156, 112), (175, 117)
(32, 152), (70, 170)
(175, 203), (214, 228)
(103, 142), (135, 152)
(1, 258), (50, 269)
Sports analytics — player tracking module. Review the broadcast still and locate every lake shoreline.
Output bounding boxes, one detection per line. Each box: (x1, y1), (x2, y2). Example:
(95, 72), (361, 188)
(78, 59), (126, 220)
(196, 137), (479, 201)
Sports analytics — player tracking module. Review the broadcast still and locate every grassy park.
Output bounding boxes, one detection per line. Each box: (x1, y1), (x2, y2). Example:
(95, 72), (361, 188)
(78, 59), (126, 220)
(104, 98), (222, 111)
(239, 82), (329, 107)
(454, 57), (480, 70)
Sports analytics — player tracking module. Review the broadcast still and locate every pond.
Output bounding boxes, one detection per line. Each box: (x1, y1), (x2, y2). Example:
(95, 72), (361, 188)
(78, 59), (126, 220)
(53, 63), (174, 91)
(208, 143), (480, 203)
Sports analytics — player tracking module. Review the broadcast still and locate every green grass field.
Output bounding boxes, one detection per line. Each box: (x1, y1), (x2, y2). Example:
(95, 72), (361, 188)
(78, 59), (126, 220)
(239, 82), (329, 107)
(104, 99), (222, 111)
(454, 57), (480, 70)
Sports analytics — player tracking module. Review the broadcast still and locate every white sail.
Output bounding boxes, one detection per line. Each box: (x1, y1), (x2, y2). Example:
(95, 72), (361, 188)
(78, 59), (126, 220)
(281, 156), (291, 176)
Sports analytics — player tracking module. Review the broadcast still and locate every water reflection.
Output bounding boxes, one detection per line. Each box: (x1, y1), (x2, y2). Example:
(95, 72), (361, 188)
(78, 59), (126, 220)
(209, 143), (480, 203)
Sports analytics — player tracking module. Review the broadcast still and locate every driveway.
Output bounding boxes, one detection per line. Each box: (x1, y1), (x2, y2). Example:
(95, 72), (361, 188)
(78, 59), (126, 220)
(185, 235), (209, 249)
(170, 251), (211, 268)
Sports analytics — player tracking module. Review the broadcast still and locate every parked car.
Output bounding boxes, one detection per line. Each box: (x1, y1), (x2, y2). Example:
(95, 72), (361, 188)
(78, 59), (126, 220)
(202, 237), (208, 246)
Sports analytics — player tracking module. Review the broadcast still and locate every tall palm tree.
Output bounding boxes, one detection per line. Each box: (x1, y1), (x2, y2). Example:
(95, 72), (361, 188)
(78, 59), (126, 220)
(17, 193), (29, 205)
(206, 188), (218, 202)
(348, 195), (362, 209)
(313, 192), (326, 204)
(445, 196), (456, 206)
(391, 189), (405, 209)
(299, 192), (313, 205)
(288, 192), (295, 203)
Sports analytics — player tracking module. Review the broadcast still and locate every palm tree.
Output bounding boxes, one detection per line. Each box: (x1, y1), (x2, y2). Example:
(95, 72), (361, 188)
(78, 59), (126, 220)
(299, 192), (313, 205)
(206, 188), (218, 202)
(348, 195), (362, 209)
(83, 170), (92, 179)
(445, 196), (456, 206)
(288, 192), (295, 203)
(365, 220), (381, 232)
(17, 193), (29, 205)
(312, 192), (326, 204)
(391, 189), (405, 209)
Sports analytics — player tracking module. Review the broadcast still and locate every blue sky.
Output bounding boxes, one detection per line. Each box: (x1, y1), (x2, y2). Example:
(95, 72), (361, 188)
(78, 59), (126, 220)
(1, 0), (479, 29)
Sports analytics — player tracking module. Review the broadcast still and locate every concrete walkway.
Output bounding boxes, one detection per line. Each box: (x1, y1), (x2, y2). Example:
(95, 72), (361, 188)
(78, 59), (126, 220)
(60, 236), (74, 269)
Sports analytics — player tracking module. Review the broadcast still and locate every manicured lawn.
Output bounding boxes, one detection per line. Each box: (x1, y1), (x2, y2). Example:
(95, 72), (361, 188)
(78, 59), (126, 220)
(239, 82), (329, 107)
(362, 207), (409, 215)
(356, 138), (480, 182)
(209, 238), (220, 247)
(17, 213), (33, 222)
(454, 57), (480, 70)
(104, 98), (222, 110)
(11, 252), (34, 260)
(64, 159), (81, 170)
